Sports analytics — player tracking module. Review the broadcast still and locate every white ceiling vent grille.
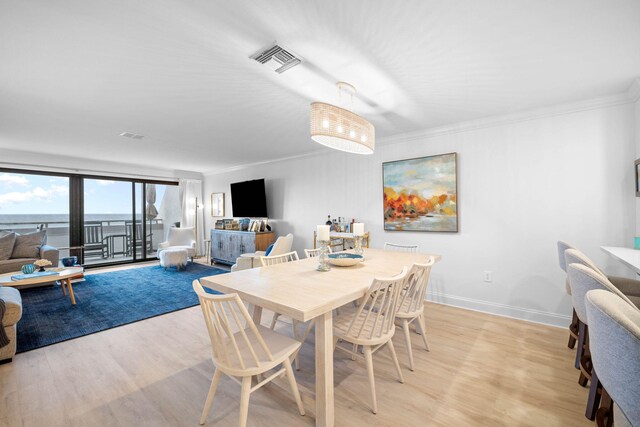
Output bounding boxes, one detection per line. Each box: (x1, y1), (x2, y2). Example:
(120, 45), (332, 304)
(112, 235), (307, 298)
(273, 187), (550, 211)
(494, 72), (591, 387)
(250, 43), (302, 74)
(120, 132), (145, 139)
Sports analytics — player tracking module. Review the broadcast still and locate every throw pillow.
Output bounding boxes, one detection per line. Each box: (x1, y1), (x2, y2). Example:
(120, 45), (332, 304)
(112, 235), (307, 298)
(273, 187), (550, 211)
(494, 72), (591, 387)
(264, 243), (275, 256)
(0, 232), (16, 261)
(11, 230), (46, 259)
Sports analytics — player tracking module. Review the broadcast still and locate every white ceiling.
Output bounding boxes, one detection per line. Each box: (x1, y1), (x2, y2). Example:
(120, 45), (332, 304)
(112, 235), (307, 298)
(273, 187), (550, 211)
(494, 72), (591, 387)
(1, 0), (639, 173)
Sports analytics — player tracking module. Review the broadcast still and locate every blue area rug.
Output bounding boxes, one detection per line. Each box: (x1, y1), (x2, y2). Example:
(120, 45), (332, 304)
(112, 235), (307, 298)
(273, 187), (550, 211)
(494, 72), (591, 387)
(16, 263), (226, 353)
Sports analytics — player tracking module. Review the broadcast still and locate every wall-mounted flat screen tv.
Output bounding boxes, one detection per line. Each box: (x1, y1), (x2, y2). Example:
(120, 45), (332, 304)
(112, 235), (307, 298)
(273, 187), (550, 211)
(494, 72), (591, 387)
(230, 178), (268, 218)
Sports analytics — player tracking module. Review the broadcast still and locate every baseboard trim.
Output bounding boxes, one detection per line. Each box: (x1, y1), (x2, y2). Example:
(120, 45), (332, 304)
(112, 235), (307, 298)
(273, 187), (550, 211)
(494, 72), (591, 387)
(426, 291), (571, 328)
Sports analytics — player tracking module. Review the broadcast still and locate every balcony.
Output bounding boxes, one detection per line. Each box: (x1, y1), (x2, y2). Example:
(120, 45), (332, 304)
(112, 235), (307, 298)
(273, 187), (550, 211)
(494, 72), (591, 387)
(0, 218), (166, 265)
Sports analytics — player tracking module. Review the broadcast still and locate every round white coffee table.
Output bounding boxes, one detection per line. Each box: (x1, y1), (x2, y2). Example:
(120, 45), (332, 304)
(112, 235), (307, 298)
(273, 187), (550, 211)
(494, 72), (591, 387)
(0, 266), (85, 305)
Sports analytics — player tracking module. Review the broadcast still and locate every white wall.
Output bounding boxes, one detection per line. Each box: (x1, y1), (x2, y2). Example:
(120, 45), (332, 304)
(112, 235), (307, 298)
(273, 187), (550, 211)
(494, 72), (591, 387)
(204, 100), (637, 327)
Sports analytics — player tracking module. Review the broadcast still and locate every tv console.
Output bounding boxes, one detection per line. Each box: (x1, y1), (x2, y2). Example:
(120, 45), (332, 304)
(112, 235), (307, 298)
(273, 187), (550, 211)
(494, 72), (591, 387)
(210, 229), (276, 265)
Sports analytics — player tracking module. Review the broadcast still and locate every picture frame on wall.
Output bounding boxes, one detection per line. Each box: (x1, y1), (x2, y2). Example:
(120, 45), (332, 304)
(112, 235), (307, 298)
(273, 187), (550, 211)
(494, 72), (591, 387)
(211, 192), (224, 217)
(635, 159), (640, 197)
(382, 152), (458, 232)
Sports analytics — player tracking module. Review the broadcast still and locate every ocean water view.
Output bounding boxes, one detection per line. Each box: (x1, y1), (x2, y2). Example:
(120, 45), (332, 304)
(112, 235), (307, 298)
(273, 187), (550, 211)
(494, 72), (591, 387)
(0, 214), (142, 228)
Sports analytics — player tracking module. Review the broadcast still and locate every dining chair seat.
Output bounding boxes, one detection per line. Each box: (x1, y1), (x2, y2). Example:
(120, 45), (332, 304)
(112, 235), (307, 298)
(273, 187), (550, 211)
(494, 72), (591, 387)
(221, 324), (302, 377)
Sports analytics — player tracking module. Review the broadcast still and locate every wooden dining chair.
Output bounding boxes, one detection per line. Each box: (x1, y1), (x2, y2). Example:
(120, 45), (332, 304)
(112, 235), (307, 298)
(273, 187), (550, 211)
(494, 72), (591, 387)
(384, 242), (418, 252)
(304, 247), (332, 258)
(333, 267), (409, 414)
(395, 258), (436, 371)
(260, 251), (299, 267)
(192, 280), (305, 427)
(260, 251), (305, 368)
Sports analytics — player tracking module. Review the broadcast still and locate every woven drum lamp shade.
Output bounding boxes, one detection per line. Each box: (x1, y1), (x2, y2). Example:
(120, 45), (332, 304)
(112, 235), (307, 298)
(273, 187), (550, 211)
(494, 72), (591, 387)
(310, 102), (375, 154)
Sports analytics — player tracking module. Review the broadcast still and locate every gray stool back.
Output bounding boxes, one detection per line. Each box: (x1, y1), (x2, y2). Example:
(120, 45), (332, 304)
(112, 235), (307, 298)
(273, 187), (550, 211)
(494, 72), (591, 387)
(564, 248), (606, 278)
(557, 241), (575, 272)
(585, 289), (640, 427)
(566, 263), (634, 324)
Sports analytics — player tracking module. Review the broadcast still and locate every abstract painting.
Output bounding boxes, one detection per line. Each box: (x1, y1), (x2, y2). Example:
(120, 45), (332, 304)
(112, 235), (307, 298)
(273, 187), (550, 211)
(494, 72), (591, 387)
(383, 152), (458, 232)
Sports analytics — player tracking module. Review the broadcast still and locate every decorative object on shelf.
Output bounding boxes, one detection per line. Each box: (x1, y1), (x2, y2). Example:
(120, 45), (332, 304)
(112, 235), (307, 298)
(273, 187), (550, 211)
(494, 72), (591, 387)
(316, 225), (331, 272)
(34, 259), (52, 272)
(239, 218), (250, 231)
(61, 256), (78, 267)
(211, 192), (225, 217)
(383, 152), (458, 232)
(352, 222), (365, 258)
(327, 253), (363, 267)
(310, 82), (375, 155)
(21, 263), (36, 274)
(214, 220), (225, 230)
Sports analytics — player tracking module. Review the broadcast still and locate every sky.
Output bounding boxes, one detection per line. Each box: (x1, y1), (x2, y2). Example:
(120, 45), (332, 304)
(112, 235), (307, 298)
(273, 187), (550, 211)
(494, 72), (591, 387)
(0, 172), (166, 216)
(382, 153), (457, 197)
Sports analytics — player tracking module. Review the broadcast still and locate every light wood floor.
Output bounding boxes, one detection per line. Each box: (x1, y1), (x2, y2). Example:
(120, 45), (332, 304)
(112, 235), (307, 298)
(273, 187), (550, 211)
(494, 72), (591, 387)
(0, 263), (592, 426)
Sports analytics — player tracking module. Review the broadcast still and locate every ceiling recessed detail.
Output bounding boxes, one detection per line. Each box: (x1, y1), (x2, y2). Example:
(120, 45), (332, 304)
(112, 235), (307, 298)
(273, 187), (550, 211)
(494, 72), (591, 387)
(120, 132), (145, 140)
(250, 42), (302, 74)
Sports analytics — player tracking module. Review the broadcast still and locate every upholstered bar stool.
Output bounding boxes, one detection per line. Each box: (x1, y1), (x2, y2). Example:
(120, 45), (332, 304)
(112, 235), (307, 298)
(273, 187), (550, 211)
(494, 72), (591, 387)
(560, 242), (640, 348)
(557, 241), (579, 348)
(585, 289), (640, 427)
(566, 263), (639, 420)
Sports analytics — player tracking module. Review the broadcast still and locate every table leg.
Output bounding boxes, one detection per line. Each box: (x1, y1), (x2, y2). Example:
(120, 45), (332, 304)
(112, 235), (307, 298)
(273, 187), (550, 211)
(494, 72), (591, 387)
(249, 304), (263, 326)
(66, 278), (76, 305)
(315, 311), (334, 427)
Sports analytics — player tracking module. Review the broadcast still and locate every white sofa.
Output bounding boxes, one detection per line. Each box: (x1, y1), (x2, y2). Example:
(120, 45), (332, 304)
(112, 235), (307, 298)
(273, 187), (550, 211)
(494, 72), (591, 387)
(231, 233), (293, 272)
(158, 227), (197, 259)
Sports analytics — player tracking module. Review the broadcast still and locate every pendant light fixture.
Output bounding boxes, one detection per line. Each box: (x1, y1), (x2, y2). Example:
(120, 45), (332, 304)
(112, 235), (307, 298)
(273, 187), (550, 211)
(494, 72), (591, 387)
(310, 82), (375, 154)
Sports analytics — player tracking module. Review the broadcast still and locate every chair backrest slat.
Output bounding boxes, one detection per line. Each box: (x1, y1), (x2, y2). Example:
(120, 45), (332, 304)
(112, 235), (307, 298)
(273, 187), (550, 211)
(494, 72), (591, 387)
(260, 251), (299, 266)
(193, 280), (275, 371)
(226, 299), (261, 367)
(215, 299), (246, 370)
(344, 267), (408, 341)
(304, 247), (333, 258)
(384, 242), (418, 253)
(397, 258), (436, 317)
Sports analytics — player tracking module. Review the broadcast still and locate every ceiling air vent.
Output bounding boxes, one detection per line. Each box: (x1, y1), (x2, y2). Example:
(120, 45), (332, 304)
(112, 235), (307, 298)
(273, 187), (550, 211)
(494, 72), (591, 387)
(120, 132), (145, 140)
(250, 43), (302, 74)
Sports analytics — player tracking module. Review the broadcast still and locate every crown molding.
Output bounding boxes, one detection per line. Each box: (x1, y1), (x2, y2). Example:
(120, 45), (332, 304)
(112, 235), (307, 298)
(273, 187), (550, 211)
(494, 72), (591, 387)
(378, 88), (638, 147)
(203, 148), (327, 176)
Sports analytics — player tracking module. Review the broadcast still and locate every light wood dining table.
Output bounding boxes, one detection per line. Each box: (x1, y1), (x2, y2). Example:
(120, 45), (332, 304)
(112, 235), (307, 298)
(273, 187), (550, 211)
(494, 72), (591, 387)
(200, 247), (441, 427)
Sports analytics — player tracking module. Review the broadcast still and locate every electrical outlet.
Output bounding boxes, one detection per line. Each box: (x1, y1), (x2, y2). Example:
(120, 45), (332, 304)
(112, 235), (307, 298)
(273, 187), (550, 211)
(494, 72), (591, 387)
(483, 271), (492, 282)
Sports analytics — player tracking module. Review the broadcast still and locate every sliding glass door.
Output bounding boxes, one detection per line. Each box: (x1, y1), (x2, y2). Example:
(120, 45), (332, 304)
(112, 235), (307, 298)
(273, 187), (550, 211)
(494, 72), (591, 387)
(0, 167), (179, 268)
(83, 178), (133, 265)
